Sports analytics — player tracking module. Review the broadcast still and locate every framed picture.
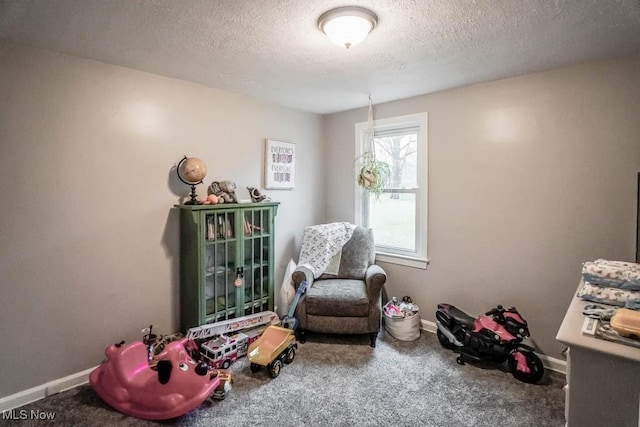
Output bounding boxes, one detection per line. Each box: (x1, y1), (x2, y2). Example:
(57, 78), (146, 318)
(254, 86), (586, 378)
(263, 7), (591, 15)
(264, 139), (295, 190)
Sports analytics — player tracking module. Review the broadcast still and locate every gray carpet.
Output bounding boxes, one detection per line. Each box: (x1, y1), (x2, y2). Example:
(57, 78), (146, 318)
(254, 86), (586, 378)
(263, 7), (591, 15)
(4, 330), (566, 426)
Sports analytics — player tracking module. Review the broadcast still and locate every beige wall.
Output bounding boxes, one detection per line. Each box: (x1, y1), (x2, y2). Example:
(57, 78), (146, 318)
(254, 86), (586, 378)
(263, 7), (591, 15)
(0, 41), (324, 397)
(324, 59), (640, 359)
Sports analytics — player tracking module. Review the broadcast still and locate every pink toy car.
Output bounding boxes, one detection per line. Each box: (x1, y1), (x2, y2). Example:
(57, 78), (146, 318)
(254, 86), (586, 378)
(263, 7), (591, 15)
(89, 338), (220, 420)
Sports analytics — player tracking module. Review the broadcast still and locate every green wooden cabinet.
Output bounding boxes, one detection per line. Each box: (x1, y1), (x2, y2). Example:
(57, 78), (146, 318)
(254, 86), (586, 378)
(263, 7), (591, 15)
(176, 202), (279, 332)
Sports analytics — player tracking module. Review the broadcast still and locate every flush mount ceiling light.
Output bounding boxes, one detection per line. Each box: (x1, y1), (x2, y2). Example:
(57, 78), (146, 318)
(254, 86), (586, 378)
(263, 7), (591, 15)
(318, 6), (378, 49)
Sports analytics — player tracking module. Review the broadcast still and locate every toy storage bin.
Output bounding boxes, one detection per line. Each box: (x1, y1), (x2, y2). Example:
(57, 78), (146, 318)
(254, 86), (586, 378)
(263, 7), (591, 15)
(383, 309), (420, 341)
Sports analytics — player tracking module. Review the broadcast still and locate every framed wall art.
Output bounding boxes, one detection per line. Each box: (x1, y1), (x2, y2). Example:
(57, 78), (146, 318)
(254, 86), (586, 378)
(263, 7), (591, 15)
(264, 139), (296, 190)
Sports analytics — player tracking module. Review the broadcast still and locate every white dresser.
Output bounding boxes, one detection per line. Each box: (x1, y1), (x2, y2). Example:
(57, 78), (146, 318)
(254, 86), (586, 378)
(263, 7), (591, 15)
(556, 283), (640, 426)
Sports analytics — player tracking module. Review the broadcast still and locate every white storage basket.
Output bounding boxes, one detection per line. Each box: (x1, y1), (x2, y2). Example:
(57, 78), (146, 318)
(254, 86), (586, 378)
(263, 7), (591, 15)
(383, 311), (420, 341)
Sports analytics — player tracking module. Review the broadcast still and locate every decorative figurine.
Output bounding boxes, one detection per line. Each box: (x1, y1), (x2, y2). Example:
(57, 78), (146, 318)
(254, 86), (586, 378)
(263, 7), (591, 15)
(247, 186), (270, 203)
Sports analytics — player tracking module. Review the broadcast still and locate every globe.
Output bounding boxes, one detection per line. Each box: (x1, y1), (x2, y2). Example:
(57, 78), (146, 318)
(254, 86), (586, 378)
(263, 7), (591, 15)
(177, 156), (207, 205)
(178, 157), (207, 184)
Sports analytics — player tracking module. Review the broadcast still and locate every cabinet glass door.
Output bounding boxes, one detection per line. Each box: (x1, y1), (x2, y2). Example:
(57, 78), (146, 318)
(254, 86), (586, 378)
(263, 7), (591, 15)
(203, 210), (237, 322)
(241, 208), (272, 316)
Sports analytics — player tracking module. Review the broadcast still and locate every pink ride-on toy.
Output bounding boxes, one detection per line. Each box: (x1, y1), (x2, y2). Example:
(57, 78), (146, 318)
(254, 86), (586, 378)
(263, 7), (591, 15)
(89, 338), (220, 420)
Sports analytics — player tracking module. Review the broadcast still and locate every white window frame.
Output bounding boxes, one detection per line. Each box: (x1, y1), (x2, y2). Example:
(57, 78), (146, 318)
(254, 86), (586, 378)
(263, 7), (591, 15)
(355, 112), (429, 269)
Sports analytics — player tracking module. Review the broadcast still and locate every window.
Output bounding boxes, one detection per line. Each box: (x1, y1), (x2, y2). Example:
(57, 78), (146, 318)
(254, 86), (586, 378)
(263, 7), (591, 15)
(355, 113), (428, 268)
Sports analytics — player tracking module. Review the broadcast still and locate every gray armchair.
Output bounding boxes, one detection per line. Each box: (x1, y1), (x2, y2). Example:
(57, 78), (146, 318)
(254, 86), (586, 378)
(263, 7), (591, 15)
(291, 226), (387, 347)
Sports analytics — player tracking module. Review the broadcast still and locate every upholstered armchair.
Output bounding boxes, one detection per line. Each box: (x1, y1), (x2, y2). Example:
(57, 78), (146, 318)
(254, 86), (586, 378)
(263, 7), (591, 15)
(291, 226), (387, 347)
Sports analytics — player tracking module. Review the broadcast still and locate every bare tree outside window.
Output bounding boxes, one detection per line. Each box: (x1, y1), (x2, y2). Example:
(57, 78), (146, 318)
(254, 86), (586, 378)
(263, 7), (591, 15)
(374, 134), (417, 198)
(369, 131), (419, 251)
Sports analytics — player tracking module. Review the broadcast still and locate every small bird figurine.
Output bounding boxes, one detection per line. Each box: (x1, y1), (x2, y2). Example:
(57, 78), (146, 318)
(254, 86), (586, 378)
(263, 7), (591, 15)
(247, 186), (269, 203)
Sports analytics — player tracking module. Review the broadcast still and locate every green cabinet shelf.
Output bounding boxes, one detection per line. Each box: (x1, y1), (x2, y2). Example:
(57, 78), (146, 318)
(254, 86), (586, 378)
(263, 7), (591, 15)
(175, 202), (279, 332)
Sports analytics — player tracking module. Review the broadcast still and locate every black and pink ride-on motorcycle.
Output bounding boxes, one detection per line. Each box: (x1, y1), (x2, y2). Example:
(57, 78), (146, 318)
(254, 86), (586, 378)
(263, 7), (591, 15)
(435, 303), (544, 384)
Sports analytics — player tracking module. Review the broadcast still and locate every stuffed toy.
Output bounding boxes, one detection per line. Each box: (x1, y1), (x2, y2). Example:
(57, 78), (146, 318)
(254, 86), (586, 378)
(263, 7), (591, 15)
(200, 194), (219, 205)
(209, 181), (238, 203)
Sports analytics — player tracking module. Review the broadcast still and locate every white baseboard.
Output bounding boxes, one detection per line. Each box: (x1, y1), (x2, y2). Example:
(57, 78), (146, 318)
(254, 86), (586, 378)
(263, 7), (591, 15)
(421, 318), (437, 333)
(0, 366), (96, 413)
(420, 319), (567, 375)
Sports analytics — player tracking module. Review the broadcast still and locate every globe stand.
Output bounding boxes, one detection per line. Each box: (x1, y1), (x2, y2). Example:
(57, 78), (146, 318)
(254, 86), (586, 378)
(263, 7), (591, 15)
(176, 156), (205, 205)
(184, 184), (201, 205)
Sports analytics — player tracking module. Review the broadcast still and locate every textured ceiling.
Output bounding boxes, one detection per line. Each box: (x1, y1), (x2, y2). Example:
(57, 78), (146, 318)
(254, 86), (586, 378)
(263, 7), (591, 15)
(1, 0), (639, 114)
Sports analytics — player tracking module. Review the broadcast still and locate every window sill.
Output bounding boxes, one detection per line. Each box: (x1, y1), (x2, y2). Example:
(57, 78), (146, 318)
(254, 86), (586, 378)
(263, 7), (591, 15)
(375, 252), (429, 269)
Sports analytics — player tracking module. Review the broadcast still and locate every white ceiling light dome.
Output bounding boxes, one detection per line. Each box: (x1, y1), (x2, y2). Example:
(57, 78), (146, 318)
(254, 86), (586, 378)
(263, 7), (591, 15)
(318, 6), (378, 49)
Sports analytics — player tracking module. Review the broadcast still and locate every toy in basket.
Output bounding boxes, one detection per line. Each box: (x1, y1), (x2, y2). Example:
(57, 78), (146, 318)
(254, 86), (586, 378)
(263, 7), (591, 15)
(383, 296), (420, 341)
